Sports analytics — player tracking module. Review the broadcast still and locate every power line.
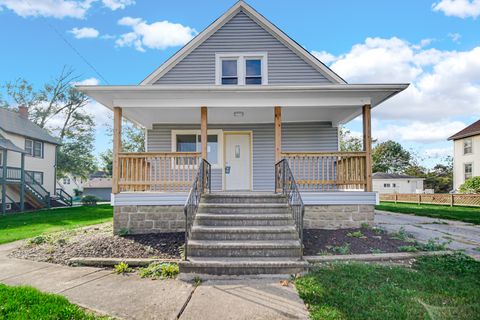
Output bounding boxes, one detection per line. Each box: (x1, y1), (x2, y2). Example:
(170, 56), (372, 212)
(23, 0), (110, 85)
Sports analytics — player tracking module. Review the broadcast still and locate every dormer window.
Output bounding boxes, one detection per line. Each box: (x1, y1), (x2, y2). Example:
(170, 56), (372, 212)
(216, 53), (267, 85)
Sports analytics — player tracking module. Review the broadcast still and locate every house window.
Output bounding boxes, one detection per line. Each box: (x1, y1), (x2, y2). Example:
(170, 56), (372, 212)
(172, 130), (223, 167)
(25, 139), (43, 158)
(463, 138), (473, 155)
(26, 171), (44, 184)
(216, 53), (267, 85)
(221, 59), (238, 85)
(464, 163), (473, 180)
(63, 178), (71, 185)
(384, 183), (391, 188)
(392, 183), (396, 187)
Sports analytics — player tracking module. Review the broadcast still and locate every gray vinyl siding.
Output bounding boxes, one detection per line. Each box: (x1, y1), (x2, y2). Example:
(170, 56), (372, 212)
(147, 122), (338, 191)
(155, 11), (331, 85)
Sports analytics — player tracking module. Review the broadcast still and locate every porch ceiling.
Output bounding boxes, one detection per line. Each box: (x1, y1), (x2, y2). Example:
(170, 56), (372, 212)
(76, 84), (408, 128)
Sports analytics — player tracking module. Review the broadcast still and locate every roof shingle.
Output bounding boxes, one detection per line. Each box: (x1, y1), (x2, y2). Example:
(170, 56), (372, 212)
(448, 119), (480, 141)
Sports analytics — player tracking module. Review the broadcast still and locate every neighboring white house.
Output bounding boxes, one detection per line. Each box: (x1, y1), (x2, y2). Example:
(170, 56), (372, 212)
(448, 120), (480, 192)
(83, 177), (112, 201)
(373, 172), (424, 194)
(56, 173), (84, 197)
(0, 106), (71, 213)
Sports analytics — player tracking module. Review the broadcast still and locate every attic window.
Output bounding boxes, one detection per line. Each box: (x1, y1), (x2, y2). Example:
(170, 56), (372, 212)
(216, 53), (267, 85)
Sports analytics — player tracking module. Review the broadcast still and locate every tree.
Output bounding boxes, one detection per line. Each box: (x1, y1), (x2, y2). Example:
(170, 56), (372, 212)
(2, 67), (96, 178)
(459, 176), (480, 194)
(339, 128), (363, 152)
(99, 120), (145, 176)
(372, 140), (412, 174)
(423, 156), (453, 193)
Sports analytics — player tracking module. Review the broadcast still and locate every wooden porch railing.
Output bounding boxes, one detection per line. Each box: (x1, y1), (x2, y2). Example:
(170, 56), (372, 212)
(281, 152), (368, 191)
(117, 152), (201, 192)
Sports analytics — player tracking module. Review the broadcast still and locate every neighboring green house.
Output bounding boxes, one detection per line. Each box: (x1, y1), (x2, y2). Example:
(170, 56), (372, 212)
(0, 107), (71, 213)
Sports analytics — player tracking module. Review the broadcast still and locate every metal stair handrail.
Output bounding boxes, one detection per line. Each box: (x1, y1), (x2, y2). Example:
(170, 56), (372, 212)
(24, 171), (51, 208)
(275, 159), (305, 252)
(184, 158), (211, 261)
(56, 188), (73, 206)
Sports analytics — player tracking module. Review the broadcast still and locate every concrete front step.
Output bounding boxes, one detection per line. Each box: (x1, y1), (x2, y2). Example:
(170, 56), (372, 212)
(202, 193), (287, 204)
(187, 240), (302, 257)
(198, 203), (290, 214)
(179, 257), (308, 275)
(194, 213), (294, 226)
(190, 225), (299, 240)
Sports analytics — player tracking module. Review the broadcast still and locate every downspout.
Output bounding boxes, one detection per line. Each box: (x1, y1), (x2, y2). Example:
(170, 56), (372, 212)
(54, 144), (58, 195)
(20, 152), (25, 212)
(2, 149), (7, 215)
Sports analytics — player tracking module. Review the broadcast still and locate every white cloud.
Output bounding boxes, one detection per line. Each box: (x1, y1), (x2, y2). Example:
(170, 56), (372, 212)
(74, 78), (111, 127)
(74, 77), (100, 85)
(374, 120), (466, 143)
(448, 32), (462, 42)
(69, 27), (99, 39)
(102, 0), (134, 10)
(0, 0), (94, 19)
(424, 147), (452, 158)
(116, 17), (197, 52)
(319, 37), (480, 123)
(311, 50), (337, 64)
(432, 0), (480, 18)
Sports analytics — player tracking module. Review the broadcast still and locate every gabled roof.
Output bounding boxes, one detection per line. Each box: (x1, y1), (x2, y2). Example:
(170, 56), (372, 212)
(372, 172), (424, 180)
(140, 1), (346, 85)
(448, 119), (480, 140)
(84, 178), (112, 188)
(0, 108), (60, 145)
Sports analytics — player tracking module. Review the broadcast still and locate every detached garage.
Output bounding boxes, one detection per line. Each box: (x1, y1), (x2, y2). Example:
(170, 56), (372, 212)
(82, 178), (112, 201)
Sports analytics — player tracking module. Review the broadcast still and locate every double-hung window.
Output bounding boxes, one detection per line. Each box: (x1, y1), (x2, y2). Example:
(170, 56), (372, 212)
(172, 130), (222, 167)
(216, 53), (267, 85)
(463, 138), (473, 155)
(464, 163), (473, 180)
(25, 139), (43, 158)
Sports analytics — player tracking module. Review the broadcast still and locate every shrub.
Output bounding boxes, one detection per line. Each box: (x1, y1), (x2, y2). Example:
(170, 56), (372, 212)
(459, 176), (480, 194)
(398, 245), (418, 252)
(114, 262), (133, 274)
(330, 243), (351, 255)
(414, 238), (450, 251)
(346, 231), (365, 238)
(81, 195), (99, 206)
(139, 262), (179, 279)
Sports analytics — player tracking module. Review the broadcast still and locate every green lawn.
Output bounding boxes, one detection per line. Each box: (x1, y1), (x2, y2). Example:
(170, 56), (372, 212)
(0, 205), (113, 244)
(296, 254), (480, 320)
(0, 284), (108, 319)
(376, 202), (480, 224)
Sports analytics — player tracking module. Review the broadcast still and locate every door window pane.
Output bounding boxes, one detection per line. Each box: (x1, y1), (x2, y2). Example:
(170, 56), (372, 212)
(222, 60), (238, 85)
(245, 59), (262, 85)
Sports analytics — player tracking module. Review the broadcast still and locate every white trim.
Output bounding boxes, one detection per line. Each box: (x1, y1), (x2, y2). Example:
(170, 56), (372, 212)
(140, 1), (345, 85)
(215, 52), (268, 85)
(463, 162), (473, 181)
(171, 129), (224, 168)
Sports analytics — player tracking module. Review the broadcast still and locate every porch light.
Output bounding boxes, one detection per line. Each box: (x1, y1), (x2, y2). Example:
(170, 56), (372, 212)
(233, 111), (244, 117)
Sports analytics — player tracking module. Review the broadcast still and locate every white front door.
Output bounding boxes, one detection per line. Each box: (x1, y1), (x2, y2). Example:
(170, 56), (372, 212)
(225, 133), (251, 190)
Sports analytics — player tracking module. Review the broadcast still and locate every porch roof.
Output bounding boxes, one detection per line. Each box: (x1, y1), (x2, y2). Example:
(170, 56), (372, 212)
(77, 84), (408, 128)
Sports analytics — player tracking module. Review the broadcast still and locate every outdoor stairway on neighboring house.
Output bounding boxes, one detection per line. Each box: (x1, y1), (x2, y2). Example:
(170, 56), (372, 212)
(179, 193), (308, 275)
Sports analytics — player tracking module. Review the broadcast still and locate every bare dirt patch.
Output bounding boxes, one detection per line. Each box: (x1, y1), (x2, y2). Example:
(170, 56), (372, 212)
(303, 227), (416, 256)
(10, 223), (183, 265)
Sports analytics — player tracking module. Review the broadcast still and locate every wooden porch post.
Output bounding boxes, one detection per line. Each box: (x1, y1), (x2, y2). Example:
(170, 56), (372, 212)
(274, 106), (282, 163)
(112, 107), (122, 194)
(201, 107), (208, 160)
(2, 149), (7, 215)
(362, 104), (373, 192)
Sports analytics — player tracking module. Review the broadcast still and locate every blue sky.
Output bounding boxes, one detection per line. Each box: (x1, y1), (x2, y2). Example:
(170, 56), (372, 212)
(1, 0), (479, 167)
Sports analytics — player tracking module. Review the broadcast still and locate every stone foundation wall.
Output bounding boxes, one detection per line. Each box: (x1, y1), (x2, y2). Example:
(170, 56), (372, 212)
(303, 205), (375, 229)
(113, 205), (185, 234)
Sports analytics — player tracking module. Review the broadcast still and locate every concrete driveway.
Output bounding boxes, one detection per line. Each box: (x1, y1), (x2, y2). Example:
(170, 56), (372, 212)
(375, 210), (480, 257)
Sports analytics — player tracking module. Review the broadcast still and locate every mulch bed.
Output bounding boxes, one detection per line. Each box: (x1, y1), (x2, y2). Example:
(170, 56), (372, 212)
(10, 223), (184, 265)
(303, 227), (415, 256)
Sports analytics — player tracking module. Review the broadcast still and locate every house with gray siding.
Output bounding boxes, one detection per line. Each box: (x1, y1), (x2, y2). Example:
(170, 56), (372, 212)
(78, 1), (408, 275)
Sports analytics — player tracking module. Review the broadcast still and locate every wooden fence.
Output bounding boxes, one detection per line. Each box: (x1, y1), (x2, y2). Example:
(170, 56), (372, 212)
(380, 193), (480, 207)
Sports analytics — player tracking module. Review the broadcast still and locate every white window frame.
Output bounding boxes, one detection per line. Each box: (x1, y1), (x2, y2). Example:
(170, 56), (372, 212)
(215, 52), (268, 86)
(25, 138), (43, 158)
(464, 162), (473, 181)
(171, 129), (224, 169)
(463, 138), (473, 155)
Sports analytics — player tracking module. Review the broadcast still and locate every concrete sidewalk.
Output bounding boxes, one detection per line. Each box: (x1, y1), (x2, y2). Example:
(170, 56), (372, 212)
(375, 210), (480, 257)
(0, 241), (308, 319)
